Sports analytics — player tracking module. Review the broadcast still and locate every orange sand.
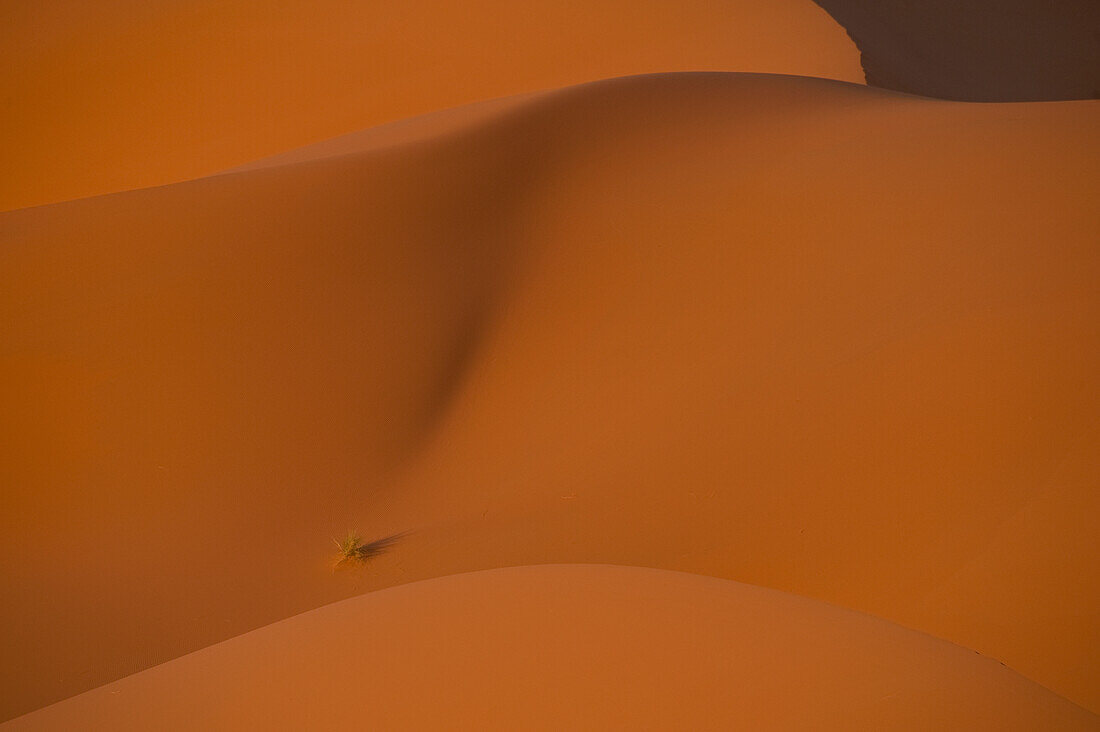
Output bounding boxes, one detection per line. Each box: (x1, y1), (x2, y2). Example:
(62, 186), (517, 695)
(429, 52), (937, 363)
(2, 72), (1098, 723)
(5, 565), (1097, 730)
(0, 0), (862, 212)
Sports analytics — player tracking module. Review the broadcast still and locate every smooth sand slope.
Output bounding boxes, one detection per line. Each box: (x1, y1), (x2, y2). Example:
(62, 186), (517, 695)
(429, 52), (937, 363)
(0, 0), (862, 212)
(2, 73), (1098, 719)
(813, 0), (1100, 101)
(5, 565), (1097, 731)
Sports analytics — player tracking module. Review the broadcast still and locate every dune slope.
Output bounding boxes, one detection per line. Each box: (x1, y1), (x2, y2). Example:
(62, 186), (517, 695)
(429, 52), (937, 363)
(4, 565), (1097, 731)
(0, 0), (862, 212)
(2, 73), (1098, 719)
(813, 0), (1100, 101)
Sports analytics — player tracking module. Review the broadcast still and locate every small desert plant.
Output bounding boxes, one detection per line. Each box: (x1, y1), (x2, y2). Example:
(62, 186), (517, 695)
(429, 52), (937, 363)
(334, 530), (369, 569)
(332, 530), (404, 571)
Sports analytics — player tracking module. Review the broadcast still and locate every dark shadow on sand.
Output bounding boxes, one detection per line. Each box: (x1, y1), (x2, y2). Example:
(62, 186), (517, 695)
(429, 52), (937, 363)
(813, 0), (1100, 101)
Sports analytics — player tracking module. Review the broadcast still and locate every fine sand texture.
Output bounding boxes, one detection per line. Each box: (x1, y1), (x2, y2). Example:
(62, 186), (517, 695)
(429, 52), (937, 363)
(2, 72), (1097, 721)
(0, 0), (863, 212)
(813, 0), (1100, 101)
(4, 565), (1097, 731)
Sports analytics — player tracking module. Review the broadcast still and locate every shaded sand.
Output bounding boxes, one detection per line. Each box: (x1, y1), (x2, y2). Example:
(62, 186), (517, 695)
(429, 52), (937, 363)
(2, 73), (1098, 719)
(0, 0), (863, 212)
(4, 565), (1096, 731)
(813, 0), (1100, 101)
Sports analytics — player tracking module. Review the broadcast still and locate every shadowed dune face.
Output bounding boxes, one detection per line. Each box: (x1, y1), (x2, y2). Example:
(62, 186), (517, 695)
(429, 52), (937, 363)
(5, 566), (1098, 731)
(0, 126), (530, 719)
(812, 0), (1100, 101)
(2, 73), (1098, 720)
(378, 74), (1100, 709)
(0, 0), (863, 212)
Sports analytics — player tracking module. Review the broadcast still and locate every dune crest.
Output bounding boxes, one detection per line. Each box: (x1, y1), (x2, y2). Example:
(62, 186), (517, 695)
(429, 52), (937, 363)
(4, 565), (1097, 731)
(0, 0), (862, 212)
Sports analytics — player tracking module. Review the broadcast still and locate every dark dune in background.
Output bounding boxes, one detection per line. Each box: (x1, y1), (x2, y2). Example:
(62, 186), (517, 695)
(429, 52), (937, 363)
(813, 0), (1100, 101)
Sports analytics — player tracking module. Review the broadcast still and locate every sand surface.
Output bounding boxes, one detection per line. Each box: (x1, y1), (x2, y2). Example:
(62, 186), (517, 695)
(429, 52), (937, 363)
(4, 565), (1097, 730)
(0, 0), (862, 212)
(3, 71), (1098, 722)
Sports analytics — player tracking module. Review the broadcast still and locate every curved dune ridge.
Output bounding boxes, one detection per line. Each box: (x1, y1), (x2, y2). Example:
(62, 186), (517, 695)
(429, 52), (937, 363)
(4, 566), (1097, 731)
(2, 72), (1098, 723)
(812, 0), (1100, 102)
(0, 0), (863, 212)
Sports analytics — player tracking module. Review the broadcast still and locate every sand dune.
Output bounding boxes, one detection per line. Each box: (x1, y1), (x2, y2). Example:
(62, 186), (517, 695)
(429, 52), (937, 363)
(4, 565), (1096, 731)
(2, 72), (1097, 721)
(813, 0), (1100, 101)
(0, 0), (862, 212)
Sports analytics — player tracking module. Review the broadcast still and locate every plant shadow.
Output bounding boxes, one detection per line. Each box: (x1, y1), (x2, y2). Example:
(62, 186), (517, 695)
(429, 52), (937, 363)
(333, 531), (408, 573)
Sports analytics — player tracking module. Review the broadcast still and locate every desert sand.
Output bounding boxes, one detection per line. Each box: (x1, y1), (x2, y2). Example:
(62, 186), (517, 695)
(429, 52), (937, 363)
(4, 566), (1096, 730)
(3, 67), (1098, 726)
(0, 0), (862, 212)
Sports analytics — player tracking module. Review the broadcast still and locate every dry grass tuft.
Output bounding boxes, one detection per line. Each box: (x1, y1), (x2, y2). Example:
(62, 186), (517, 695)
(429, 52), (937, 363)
(332, 530), (405, 571)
